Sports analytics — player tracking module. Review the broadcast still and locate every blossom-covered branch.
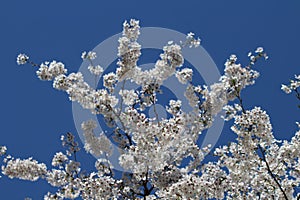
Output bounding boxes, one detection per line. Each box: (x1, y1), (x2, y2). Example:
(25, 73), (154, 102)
(2, 19), (300, 199)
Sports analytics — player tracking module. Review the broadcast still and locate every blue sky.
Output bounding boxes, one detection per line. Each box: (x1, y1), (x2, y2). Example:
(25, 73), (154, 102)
(0, 1), (299, 199)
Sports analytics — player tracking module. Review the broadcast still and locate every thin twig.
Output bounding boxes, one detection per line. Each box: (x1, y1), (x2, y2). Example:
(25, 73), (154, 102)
(258, 145), (288, 200)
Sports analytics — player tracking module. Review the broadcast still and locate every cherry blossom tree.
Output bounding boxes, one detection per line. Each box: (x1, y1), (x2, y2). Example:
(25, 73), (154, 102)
(1, 19), (300, 199)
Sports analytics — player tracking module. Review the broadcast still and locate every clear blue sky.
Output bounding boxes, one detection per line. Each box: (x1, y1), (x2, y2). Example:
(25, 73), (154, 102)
(0, 1), (299, 199)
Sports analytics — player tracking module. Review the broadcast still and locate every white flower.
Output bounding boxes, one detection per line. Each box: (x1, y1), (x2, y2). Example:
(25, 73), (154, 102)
(184, 84), (199, 108)
(122, 19), (140, 41)
(36, 61), (67, 81)
(176, 68), (193, 84)
(119, 89), (138, 106)
(81, 120), (113, 156)
(2, 157), (47, 181)
(231, 107), (273, 144)
(51, 152), (68, 167)
(103, 72), (117, 92)
(255, 47), (264, 53)
(281, 84), (292, 94)
(88, 65), (103, 76)
(95, 159), (113, 176)
(250, 55), (256, 63)
(65, 160), (80, 174)
(16, 53), (29, 65)
(167, 100), (182, 115)
(48, 61), (67, 77)
(81, 120), (97, 132)
(222, 105), (236, 121)
(162, 43), (183, 67)
(185, 32), (201, 48)
(187, 32), (195, 38)
(53, 74), (68, 90)
(0, 146), (6, 156)
(46, 169), (67, 187)
(229, 54), (237, 62)
(81, 51), (97, 60)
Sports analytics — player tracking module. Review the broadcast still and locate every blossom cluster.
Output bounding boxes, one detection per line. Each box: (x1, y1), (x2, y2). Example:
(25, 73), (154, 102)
(2, 156), (47, 181)
(281, 74), (300, 94)
(16, 53), (29, 65)
(2, 19), (300, 199)
(81, 120), (113, 157)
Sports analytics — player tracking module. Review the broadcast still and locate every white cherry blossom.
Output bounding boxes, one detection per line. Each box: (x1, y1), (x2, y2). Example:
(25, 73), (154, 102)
(3, 19), (300, 199)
